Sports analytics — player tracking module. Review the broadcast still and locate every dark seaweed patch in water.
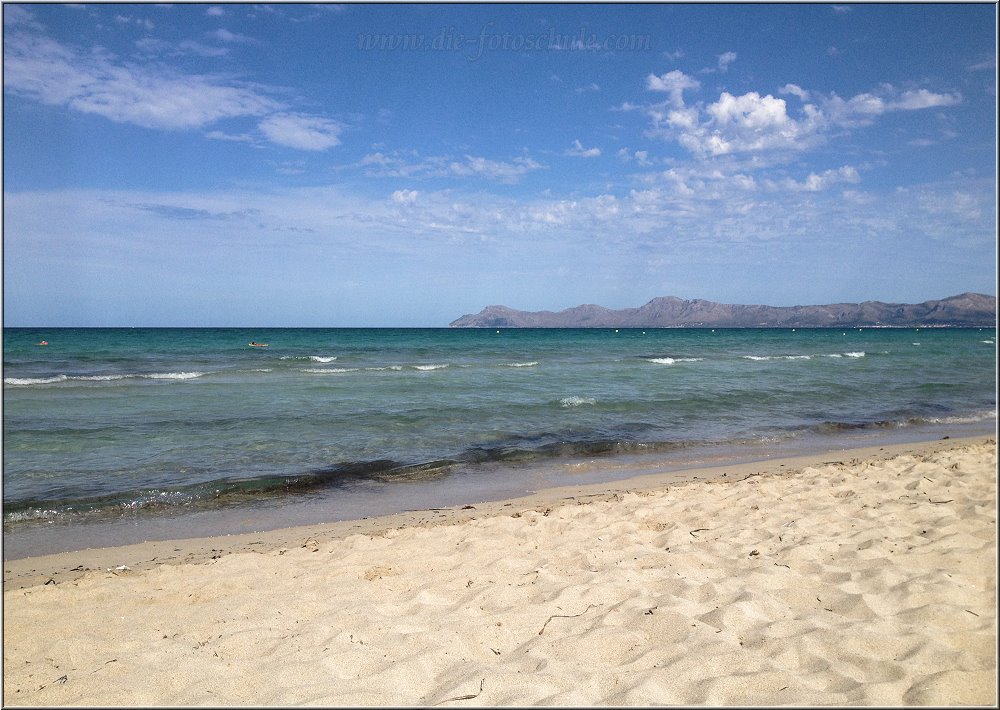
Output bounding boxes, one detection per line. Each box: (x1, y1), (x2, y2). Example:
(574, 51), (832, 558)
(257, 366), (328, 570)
(2, 434), (696, 529)
(2, 459), (412, 527)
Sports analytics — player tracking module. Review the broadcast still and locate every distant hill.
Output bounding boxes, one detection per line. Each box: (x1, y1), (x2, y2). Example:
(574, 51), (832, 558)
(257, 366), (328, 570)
(450, 293), (997, 328)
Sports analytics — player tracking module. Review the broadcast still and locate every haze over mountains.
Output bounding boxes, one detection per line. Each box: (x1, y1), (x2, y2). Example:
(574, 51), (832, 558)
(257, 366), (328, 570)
(450, 293), (997, 328)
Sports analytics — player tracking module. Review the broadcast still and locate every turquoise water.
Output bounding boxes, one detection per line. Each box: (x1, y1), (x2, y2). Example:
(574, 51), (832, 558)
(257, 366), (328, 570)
(3, 327), (996, 556)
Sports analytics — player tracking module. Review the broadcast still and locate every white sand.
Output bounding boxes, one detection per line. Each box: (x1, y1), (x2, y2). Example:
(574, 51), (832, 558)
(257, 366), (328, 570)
(3, 436), (996, 706)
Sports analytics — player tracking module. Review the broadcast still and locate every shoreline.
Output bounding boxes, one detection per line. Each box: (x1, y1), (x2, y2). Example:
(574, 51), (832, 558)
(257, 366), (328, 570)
(3, 434), (992, 591)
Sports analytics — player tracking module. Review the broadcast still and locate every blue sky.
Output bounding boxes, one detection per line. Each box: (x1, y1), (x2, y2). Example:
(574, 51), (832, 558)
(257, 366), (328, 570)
(3, 2), (996, 326)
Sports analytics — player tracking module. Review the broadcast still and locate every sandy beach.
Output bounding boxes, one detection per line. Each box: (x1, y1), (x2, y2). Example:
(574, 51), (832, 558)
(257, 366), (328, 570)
(3, 435), (996, 706)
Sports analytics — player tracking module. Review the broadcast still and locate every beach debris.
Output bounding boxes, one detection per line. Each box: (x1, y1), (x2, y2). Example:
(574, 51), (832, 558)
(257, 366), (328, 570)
(38, 674), (68, 691)
(689, 528), (710, 537)
(303, 536), (320, 552)
(432, 677), (485, 705)
(749, 549), (760, 557)
(538, 603), (598, 635)
(90, 660), (117, 674)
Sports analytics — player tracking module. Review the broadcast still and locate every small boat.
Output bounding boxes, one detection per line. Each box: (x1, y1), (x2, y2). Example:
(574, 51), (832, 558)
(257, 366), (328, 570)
(249, 341), (269, 347)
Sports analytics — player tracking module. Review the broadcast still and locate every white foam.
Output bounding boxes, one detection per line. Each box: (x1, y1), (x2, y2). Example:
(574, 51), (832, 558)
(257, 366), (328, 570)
(4, 375), (69, 386)
(303, 367), (359, 374)
(5, 371), (205, 385)
(648, 357), (703, 365)
(560, 396), (596, 407)
(413, 364), (449, 371)
(925, 409), (997, 425)
(505, 361), (538, 368)
(844, 351), (866, 358)
(144, 372), (205, 380)
(309, 356), (338, 363)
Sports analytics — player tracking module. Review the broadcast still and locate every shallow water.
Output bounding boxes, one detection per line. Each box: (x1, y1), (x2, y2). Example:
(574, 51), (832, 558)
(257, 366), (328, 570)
(3, 327), (995, 557)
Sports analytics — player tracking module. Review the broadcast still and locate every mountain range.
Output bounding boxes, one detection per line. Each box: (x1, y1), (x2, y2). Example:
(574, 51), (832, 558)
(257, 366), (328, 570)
(450, 293), (997, 328)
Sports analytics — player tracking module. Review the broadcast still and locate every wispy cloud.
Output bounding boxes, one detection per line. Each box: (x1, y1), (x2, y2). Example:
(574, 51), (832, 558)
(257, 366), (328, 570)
(115, 14), (155, 31)
(211, 28), (257, 44)
(4, 30), (278, 129)
(716, 51), (737, 73)
(135, 37), (229, 58)
(358, 151), (544, 183)
(565, 139), (601, 158)
(258, 113), (344, 151)
(3, 20), (343, 151)
(967, 58), (996, 71)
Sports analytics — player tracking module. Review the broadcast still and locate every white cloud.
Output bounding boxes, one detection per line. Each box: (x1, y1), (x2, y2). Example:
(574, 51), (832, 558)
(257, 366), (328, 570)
(391, 189), (419, 205)
(358, 151), (543, 183)
(204, 130), (256, 144)
(779, 83), (810, 101)
(616, 148), (651, 166)
(258, 113), (344, 151)
(672, 91), (822, 157)
(115, 14), (155, 30)
(717, 51), (737, 73)
(821, 86), (962, 128)
(639, 75), (964, 159)
(771, 165), (861, 192)
(565, 139), (601, 158)
(451, 156), (544, 182)
(967, 58), (996, 71)
(135, 37), (229, 58)
(890, 89), (962, 110)
(575, 82), (600, 93)
(3, 5), (45, 30)
(4, 34), (280, 130)
(3, 25), (352, 152)
(206, 6), (225, 17)
(646, 70), (700, 108)
(212, 28), (256, 44)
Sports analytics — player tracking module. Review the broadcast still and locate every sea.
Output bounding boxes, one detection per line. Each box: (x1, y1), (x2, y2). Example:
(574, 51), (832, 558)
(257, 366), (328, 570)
(3, 326), (996, 559)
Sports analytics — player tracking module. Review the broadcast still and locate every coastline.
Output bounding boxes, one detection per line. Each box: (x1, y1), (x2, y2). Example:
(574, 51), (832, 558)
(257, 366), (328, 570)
(3, 434), (991, 590)
(3, 434), (996, 705)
